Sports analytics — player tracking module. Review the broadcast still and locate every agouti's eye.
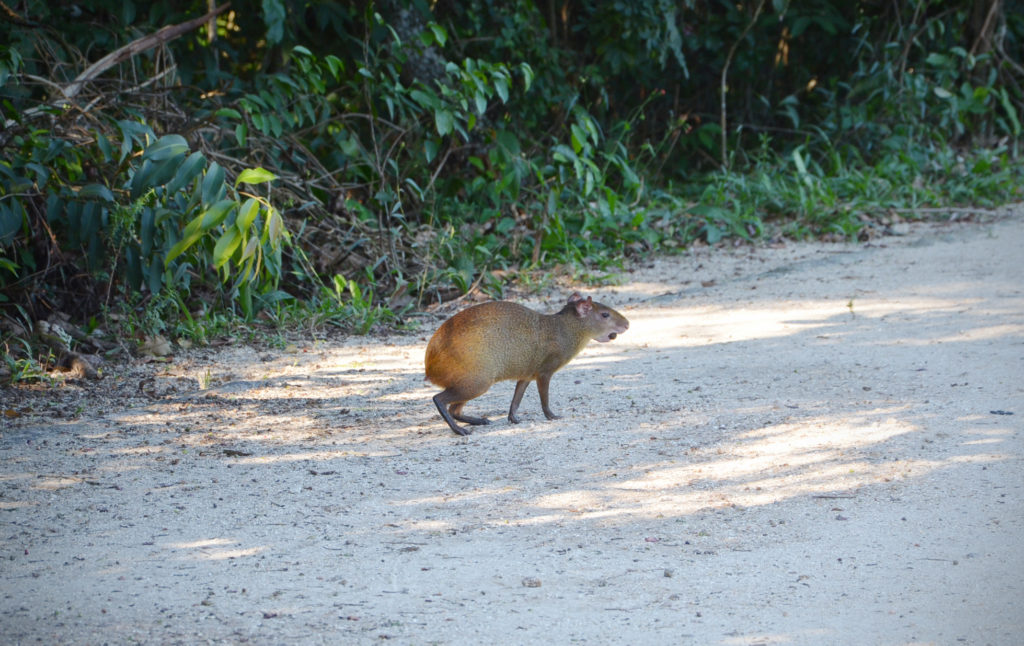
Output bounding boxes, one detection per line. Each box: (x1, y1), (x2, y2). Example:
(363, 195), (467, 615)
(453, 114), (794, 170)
(601, 312), (609, 318)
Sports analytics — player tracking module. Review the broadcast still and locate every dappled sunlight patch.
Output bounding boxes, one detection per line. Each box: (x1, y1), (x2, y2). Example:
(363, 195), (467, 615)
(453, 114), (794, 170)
(516, 451), (977, 525)
(106, 445), (170, 456)
(163, 537), (266, 560)
(629, 302), (845, 350)
(883, 322), (1024, 346)
(467, 411), (1011, 527)
(0, 500), (37, 510)
(400, 518), (453, 532)
(618, 291), (1015, 353)
(32, 475), (87, 490)
(958, 424), (1016, 448)
(380, 386), (437, 404)
(394, 485), (519, 508)
(0, 471), (35, 483)
(231, 448), (401, 464)
(720, 630), (833, 645)
(728, 413), (917, 455)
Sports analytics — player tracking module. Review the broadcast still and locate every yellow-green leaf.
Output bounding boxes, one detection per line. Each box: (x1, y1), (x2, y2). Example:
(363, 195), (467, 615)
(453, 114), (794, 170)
(235, 167), (278, 187)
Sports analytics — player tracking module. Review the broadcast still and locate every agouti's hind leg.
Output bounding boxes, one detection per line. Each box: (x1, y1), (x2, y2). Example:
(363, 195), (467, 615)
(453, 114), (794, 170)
(449, 402), (490, 426)
(432, 391), (472, 436)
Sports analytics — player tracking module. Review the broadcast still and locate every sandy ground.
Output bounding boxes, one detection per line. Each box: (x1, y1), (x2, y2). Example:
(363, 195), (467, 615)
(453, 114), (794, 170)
(2, 211), (1023, 645)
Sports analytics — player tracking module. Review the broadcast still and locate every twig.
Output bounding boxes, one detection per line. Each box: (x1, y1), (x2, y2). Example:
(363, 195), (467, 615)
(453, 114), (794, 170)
(720, 0), (768, 169)
(62, 3), (230, 100)
(968, 0), (1002, 58)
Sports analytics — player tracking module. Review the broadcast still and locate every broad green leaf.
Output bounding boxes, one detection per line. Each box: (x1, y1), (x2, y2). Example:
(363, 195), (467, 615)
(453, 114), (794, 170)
(165, 231), (203, 265)
(424, 139), (439, 163)
(147, 154), (186, 189)
(96, 133), (113, 161)
(140, 207), (155, 255)
(143, 135), (189, 162)
(998, 88), (1021, 135)
(519, 63), (534, 92)
(435, 110), (454, 136)
(266, 208), (285, 246)
(129, 160), (152, 201)
(125, 244), (142, 290)
(77, 184), (114, 202)
(429, 23), (447, 46)
(325, 55), (344, 79)
(201, 162), (225, 206)
(0, 203), (21, 245)
(166, 151), (207, 194)
(147, 255), (164, 294)
(570, 124), (586, 154)
(236, 198), (260, 233)
(263, 0), (286, 45)
(552, 144), (576, 163)
(235, 167), (278, 186)
(240, 235), (259, 262)
(213, 228), (242, 269)
(216, 108), (242, 119)
(199, 200), (235, 233)
(583, 116), (600, 146)
(182, 199), (235, 241)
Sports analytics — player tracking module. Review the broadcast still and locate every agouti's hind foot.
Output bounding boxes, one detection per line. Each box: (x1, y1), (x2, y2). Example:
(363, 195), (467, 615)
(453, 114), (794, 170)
(448, 404), (490, 426)
(449, 423), (472, 436)
(454, 414), (490, 426)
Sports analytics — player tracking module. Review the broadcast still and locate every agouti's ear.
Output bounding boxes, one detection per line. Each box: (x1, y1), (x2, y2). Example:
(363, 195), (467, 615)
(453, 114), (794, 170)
(567, 292), (583, 304)
(574, 296), (593, 317)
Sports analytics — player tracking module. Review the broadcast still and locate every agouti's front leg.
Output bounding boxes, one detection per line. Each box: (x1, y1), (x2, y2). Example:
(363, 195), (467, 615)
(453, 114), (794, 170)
(508, 379), (530, 423)
(537, 373), (561, 420)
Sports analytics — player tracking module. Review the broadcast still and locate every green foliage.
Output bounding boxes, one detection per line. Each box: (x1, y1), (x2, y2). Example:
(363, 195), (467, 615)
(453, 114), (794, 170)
(693, 138), (1020, 241)
(316, 274), (395, 335)
(0, 123), (289, 321)
(0, 0), (1022, 381)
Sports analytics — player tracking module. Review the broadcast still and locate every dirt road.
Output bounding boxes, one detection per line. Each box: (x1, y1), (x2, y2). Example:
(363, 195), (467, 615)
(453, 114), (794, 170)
(2, 212), (1022, 645)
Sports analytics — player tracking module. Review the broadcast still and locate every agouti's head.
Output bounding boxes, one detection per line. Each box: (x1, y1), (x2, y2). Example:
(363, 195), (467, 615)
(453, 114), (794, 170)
(565, 292), (629, 342)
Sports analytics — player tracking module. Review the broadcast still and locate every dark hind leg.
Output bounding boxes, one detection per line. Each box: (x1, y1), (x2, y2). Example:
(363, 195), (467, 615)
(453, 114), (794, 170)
(433, 390), (472, 436)
(449, 402), (491, 426)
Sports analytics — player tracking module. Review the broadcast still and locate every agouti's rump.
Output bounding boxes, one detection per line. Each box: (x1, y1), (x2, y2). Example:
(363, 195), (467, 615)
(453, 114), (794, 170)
(425, 292), (628, 436)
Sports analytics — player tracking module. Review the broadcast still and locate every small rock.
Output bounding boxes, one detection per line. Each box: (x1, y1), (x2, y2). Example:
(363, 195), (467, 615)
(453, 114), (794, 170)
(521, 577), (542, 588)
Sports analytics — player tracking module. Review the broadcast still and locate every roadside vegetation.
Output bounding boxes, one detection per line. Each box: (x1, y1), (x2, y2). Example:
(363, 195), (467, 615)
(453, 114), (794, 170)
(1, 0), (1021, 382)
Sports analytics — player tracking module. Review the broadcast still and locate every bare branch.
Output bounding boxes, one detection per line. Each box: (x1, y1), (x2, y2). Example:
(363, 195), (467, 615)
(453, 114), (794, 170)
(62, 3), (230, 100)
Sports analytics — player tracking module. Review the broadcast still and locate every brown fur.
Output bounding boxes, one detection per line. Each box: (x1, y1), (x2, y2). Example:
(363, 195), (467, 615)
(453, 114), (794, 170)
(425, 293), (629, 435)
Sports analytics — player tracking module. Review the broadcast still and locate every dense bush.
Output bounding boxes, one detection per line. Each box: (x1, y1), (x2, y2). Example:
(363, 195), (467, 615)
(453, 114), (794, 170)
(0, 0), (1021, 379)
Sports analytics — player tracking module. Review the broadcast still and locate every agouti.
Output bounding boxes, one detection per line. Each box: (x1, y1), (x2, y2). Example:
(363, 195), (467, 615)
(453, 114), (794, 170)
(425, 292), (629, 436)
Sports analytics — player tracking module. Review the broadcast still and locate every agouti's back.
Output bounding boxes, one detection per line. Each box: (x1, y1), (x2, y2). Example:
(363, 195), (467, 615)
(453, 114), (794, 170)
(424, 293), (629, 435)
(426, 301), (545, 387)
